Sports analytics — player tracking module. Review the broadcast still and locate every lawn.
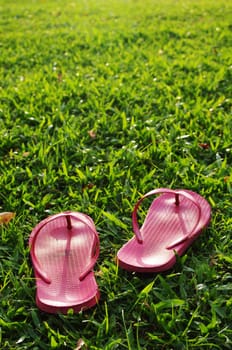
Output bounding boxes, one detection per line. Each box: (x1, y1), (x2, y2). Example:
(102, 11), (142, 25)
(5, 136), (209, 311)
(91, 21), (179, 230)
(0, 0), (232, 348)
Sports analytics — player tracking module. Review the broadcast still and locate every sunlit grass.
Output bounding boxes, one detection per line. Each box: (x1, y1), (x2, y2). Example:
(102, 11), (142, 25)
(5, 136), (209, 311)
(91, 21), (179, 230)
(0, 0), (231, 349)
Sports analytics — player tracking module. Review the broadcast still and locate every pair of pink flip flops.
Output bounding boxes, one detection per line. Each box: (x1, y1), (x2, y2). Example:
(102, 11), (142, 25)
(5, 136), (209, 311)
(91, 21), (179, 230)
(29, 188), (211, 314)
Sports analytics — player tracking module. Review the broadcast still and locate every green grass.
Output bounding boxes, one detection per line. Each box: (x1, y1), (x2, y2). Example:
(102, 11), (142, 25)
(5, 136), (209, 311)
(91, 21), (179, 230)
(0, 0), (232, 348)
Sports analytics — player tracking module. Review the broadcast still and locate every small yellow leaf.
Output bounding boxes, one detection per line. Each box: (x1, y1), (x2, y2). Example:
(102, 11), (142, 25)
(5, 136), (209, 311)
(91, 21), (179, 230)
(0, 212), (15, 225)
(22, 152), (30, 157)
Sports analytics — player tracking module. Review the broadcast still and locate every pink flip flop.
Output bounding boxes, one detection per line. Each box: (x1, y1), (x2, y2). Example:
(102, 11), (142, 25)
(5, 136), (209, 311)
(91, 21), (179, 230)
(117, 188), (211, 273)
(29, 211), (100, 313)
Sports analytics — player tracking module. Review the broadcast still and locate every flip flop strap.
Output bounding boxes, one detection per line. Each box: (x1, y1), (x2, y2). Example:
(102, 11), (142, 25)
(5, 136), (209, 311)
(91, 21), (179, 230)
(30, 212), (99, 284)
(132, 188), (202, 245)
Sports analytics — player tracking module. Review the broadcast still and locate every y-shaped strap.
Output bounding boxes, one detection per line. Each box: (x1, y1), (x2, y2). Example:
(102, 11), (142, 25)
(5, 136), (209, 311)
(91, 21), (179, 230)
(30, 212), (99, 284)
(132, 188), (201, 246)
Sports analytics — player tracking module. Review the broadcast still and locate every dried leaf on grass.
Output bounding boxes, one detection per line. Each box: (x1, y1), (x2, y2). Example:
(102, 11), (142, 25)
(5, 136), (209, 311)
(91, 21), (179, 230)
(88, 130), (96, 138)
(74, 338), (88, 350)
(198, 143), (210, 149)
(0, 212), (15, 225)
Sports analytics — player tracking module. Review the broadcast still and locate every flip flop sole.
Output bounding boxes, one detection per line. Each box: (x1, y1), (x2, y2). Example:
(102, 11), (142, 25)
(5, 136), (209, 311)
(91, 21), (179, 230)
(35, 272), (100, 314)
(117, 189), (211, 273)
(29, 212), (100, 313)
